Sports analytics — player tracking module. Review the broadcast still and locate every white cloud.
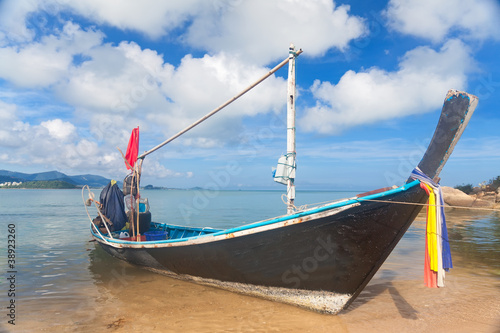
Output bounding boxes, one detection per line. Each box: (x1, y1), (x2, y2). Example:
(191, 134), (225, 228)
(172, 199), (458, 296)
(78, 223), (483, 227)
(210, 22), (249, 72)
(142, 159), (193, 179)
(0, 22), (104, 87)
(1, 0), (494, 187)
(0, 0), (199, 42)
(184, 0), (367, 64)
(40, 118), (76, 140)
(0, 0), (366, 65)
(56, 41), (170, 114)
(0, 114), (137, 177)
(0, 0), (39, 42)
(300, 39), (475, 134)
(153, 52), (286, 142)
(0, 99), (17, 122)
(0, 26), (288, 174)
(384, 0), (500, 42)
(63, 0), (200, 40)
(63, 0), (367, 64)
(52, 41), (287, 148)
(0, 96), (123, 173)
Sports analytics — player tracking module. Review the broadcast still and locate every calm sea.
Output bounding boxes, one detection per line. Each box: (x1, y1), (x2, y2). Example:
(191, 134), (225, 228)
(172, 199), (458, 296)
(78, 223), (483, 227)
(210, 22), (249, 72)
(1, 189), (499, 332)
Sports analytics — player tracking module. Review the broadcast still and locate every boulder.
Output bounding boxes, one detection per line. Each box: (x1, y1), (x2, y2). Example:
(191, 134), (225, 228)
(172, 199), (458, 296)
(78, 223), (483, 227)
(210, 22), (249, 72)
(471, 186), (483, 195)
(482, 192), (496, 202)
(471, 199), (494, 208)
(441, 186), (474, 207)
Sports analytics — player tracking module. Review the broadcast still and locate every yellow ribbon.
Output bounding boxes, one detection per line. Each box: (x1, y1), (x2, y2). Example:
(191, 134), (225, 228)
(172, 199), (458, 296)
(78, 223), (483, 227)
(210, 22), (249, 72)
(424, 183), (439, 272)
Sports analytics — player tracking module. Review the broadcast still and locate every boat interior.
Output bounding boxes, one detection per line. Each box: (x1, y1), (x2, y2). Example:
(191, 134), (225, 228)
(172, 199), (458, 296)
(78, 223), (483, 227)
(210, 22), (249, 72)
(107, 221), (222, 242)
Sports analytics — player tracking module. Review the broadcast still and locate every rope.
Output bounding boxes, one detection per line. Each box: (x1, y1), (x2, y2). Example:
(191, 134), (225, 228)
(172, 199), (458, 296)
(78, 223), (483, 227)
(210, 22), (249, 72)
(281, 193), (308, 212)
(355, 198), (500, 212)
(81, 185), (113, 244)
(280, 193), (499, 214)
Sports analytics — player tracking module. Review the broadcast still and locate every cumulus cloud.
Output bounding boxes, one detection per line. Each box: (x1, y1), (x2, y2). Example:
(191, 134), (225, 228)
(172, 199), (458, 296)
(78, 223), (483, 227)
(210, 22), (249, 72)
(300, 39), (475, 134)
(0, 0), (40, 42)
(0, 99), (16, 122)
(184, 0), (367, 64)
(0, 0), (198, 42)
(54, 40), (286, 148)
(63, 0), (366, 64)
(0, 22), (103, 87)
(0, 114), (119, 173)
(384, 0), (500, 42)
(56, 41), (171, 114)
(40, 118), (76, 140)
(1, 0), (366, 65)
(63, 0), (200, 40)
(152, 52), (286, 143)
(0, 0), (368, 156)
(142, 159), (193, 179)
(1, 0), (494, 185)
(0, 13), (290, 174)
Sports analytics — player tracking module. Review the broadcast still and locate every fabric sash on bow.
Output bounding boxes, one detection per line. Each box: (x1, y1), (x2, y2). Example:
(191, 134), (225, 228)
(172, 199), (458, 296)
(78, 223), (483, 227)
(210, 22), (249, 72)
(411, 167), (453, 288)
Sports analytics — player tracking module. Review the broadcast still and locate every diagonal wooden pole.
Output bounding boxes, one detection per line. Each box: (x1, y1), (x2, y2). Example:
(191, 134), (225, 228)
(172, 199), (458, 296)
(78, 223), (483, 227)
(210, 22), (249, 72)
(138, 49), (302, 160)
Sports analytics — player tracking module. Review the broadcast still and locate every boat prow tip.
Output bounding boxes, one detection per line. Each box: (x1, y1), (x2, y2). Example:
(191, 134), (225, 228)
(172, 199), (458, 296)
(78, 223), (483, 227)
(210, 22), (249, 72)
(413, 89), (478, 182)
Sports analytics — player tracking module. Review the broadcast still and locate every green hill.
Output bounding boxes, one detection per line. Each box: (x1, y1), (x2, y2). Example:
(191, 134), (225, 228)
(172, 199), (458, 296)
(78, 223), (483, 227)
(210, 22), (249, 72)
(0, 169), (113, 187)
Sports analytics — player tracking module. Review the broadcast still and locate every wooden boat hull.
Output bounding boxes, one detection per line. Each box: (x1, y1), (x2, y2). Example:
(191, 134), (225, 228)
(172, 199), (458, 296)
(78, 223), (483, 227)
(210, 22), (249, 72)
(90, 89), (478, 313)
(95, 181), (426, 313)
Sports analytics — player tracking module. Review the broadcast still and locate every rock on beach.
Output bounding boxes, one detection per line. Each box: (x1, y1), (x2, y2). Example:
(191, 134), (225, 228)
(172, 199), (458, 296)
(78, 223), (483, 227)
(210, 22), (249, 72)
(441, 186), (498, 208)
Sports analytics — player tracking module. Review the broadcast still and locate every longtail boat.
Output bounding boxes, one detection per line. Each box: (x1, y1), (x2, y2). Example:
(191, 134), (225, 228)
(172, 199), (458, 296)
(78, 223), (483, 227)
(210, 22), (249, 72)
(84, 45), (478, 314)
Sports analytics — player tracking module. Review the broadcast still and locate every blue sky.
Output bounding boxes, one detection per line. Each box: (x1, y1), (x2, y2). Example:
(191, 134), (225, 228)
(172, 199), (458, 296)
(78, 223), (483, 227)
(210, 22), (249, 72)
(0, 0), (499, 191)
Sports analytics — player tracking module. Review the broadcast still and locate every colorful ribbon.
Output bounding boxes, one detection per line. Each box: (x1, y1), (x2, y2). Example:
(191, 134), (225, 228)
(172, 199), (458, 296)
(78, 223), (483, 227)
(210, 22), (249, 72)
(411, 167), (453, 288)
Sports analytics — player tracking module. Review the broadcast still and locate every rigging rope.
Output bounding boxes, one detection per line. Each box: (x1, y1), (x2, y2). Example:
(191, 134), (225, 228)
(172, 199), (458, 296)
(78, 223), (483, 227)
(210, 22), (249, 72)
(282, 194), (499, 214)
(353, 198), (500, 212)
(81, 185), (113, 244)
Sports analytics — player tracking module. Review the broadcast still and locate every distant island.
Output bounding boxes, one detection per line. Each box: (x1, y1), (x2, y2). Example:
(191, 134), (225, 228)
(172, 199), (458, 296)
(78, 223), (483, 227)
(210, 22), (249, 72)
(0, 169), (209, 190)
(0, 169), (112, 189)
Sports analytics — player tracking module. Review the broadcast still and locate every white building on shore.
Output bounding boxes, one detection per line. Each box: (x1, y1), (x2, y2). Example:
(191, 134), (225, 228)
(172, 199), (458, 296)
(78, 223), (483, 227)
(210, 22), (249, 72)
(0, 181), (22, 187)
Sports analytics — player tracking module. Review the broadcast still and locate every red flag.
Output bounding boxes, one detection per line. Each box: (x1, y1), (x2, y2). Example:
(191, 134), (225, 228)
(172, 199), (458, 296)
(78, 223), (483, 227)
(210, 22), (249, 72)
(125, 127), (139, 170)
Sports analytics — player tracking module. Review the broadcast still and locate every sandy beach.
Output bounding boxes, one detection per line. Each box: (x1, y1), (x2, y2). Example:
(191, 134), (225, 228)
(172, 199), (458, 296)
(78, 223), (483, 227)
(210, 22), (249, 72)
(11, 249), (499, 333)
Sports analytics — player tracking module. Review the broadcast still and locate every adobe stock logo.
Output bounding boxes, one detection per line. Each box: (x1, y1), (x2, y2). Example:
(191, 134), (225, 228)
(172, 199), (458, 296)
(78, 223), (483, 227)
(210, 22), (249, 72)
(281, 234), (338, 288)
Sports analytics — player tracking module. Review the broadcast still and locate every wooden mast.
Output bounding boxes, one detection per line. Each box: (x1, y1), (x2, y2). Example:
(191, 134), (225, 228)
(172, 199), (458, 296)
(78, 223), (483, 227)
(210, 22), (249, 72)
(286, 44), (297, 214)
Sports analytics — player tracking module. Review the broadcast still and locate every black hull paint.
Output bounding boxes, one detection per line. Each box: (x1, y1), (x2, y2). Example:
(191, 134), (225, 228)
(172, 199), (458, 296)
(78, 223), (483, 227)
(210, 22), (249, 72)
(152, 187), (426, 295)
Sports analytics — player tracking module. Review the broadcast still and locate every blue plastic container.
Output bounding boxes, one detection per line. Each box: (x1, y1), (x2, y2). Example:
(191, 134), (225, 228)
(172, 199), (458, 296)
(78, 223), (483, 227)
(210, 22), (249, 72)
(144, 230), (168, 241)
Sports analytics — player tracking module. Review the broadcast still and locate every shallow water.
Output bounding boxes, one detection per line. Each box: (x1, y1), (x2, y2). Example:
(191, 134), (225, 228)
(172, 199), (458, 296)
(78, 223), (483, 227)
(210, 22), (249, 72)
(0, 189), (499, 332)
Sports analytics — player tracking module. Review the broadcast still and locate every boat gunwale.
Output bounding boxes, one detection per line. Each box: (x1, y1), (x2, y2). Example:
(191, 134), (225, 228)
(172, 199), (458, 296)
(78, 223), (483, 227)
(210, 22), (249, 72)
(91, 179), (421, 247)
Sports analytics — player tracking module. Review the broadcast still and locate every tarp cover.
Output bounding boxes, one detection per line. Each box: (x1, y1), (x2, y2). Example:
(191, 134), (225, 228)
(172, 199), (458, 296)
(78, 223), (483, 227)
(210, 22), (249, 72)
(99, 180), (127, 231)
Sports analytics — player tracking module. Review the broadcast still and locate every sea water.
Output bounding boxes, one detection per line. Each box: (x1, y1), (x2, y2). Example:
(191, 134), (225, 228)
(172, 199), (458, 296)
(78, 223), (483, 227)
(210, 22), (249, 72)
(0, 189), (499, 332)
